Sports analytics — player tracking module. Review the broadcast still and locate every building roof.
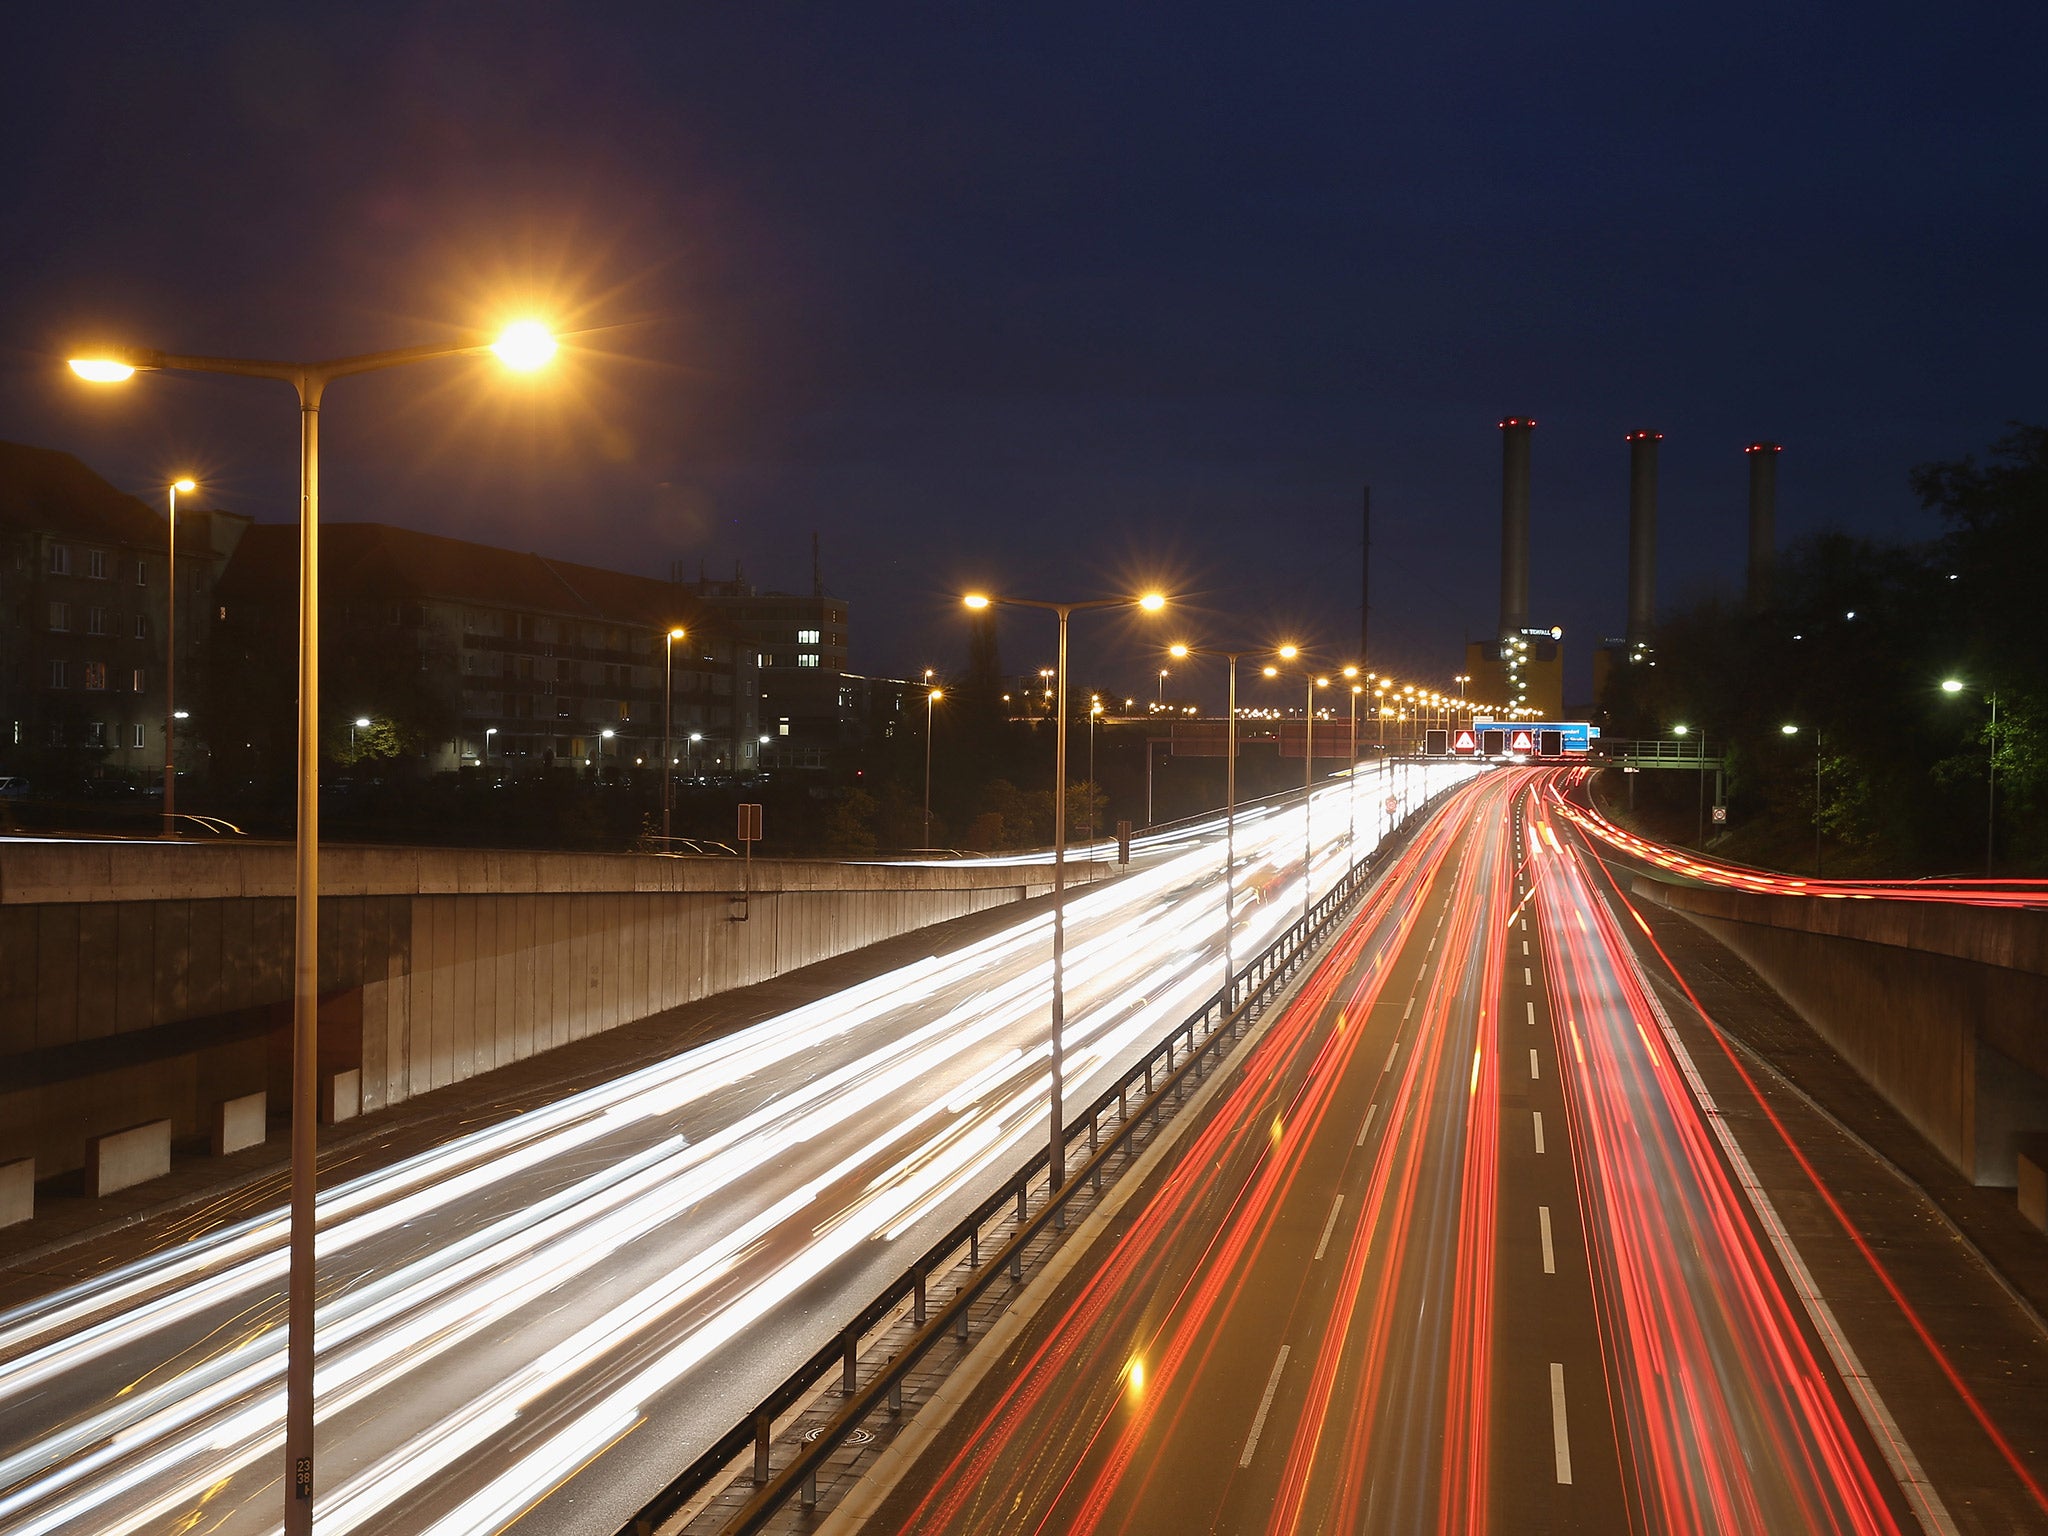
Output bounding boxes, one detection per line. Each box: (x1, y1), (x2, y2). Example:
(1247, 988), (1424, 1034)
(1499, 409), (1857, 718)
(0, 441), (167, 549)
(216, 521), (696, 629)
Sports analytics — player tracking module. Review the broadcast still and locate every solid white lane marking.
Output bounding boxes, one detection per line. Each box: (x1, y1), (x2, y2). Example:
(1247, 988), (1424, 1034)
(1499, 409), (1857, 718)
(1550, 1362), (1573, 1483)
(1357, 1102), (1379, 1148)
(1528, 1048), (1540, 1080)
(1404, 996), (1415, 1021)
(1525, 1001), (1535, 1028)
(1532, 1110), (1545, 1153)
(1315, 1196), (1345, 1261)
(1539, 1206), (1556, 1273)
(1384, 1042), (1400, 1073)
(1240, 1345), (1293, 1468)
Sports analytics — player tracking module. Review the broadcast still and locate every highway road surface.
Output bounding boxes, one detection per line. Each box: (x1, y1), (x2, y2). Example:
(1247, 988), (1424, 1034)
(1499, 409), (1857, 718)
(863, 768), (2043, 1536)
(0, 759), (1477, 1536)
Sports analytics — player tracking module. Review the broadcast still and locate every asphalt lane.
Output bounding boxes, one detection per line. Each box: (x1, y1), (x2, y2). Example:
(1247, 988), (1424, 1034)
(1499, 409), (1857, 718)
(863, 769), (1938, 1535)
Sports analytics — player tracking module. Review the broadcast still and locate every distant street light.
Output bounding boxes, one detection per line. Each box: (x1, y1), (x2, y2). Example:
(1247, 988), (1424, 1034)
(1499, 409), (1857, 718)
(1265, 649), (1330, 921)
(663, 627), (686, 841)
(924, 686), (943, 847)
(68, 317), (563, 1536)
(961, 588), (1166, 1189)
(1942, 678), (1999, 873)
(161, 476), (197, 836)
(598, 727), (615, 779)
(1171, 641), (1248, 1003)
(484, 726), (497, 761)
(349, 716), (371, 753)
(1781, 723), (1823, 874)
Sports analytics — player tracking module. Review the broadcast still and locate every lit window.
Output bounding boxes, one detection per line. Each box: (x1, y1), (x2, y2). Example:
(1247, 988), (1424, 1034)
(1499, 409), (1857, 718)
(132, 668), (146, 692)
(796, 629), (820, 645)
(84, 662), (108, 691)
(797, 653), (820, 668)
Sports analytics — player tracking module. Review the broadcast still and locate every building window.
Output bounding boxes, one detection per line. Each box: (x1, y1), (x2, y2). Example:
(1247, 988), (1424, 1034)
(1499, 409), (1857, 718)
(132, 668), (146, 692)
(136, 561), (147, 586)
(796, 628), (820, 645)
(797, 653), (820, 668)
(132, 723), (146, 749)
(48, 660), (68, 689)
(84, 662), (107, 691)
(757, 652), (773, 668)
(134, 614), (149, 639)
(88, 606), (108, 636)
(86, 721), (105, 747)
(86, 549), (108, 579)
(49, 601), (70, 631)
(48, 545), (69, 576)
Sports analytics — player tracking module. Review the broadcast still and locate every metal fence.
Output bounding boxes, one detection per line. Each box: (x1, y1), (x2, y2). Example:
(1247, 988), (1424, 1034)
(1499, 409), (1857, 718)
(615, 786), (1453, 1536)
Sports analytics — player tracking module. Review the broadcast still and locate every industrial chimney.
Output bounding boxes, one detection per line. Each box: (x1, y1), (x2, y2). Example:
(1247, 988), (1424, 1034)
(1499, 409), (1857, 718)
(1746, 442), (1780, 612)
(1498, 418), (1535, 635)
(1626, 431), (1661, 647)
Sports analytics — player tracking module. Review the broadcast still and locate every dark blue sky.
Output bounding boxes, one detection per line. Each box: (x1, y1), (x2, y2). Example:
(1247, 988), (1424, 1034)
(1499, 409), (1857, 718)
(5, 3), (2043, 705)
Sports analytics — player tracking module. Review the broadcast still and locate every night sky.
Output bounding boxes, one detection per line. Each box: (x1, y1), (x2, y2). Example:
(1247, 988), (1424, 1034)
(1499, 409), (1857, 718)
(6, 4), (2044, 706)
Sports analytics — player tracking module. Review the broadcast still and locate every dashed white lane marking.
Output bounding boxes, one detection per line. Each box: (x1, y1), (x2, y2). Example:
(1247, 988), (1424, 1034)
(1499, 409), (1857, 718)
(1528, 1048), (1540, 1080)
(1539, 1206), (1556, 1273)
(1550, 1362), (1573, 1483)
(1523, 940), (1529, 956)
(1525, 1001), (1535, 1028)
(1524, 966), (1533, 986)
(1240, 1345), (1293, 1468)
(1384, 1042), (1400, 1074)
(1315, 1196), (1345, 1261)
(1532, 1110), (1546, 1154)
(1428, 933), (1437, 952)
(1357, 1102), (1379, 1148)
(1404, 996), (1415, 1021)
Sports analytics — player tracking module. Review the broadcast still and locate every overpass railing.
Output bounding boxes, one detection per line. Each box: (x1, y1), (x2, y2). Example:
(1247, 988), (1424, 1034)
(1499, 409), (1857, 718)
(614, 781), (1460, 1536)
(1602, 738), (1725, 768)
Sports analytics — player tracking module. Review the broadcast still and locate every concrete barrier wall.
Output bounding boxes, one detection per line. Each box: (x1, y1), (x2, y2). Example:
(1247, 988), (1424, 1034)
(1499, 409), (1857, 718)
(1636, 877), (2048, 1185)
(0, 842), (1101, 1188)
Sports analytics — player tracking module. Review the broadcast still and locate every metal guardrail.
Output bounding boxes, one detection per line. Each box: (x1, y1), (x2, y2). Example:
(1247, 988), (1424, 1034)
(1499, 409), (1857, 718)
(615, 785), (1456, 1536)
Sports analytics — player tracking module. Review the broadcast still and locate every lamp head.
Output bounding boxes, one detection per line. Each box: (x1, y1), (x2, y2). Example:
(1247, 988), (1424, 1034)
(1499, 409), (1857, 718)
(929, 688), (943, 702)
(668, 626), (686, 641)
(1276, 644), (1299, 661)
(1137, 592), (1166, 611)
(68, 357), (139, 383)
(1780, 723), (1799, 735)
(1342, 664), (1358, 678)
(1941, 678), (1965, 693)
(962, 593), (991, 610)
(171, 477), (197, 494)
(1262, 665), (1278, 678)
(354, 717), (371, 728)
(490, 320), (557, 371)
(1169, 643), (1190, 658)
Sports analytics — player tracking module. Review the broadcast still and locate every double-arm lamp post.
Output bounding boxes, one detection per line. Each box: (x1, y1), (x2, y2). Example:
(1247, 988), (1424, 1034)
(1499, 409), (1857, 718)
(162, 476), (197, 834)
(963, 590), (1165, 1189)
(1264, 647), (1331, 922)
(69, 319), (560, 1536)
(924, 684), (943, 847)
(1942, 678), (2000, 873)
(1168, 642), (1248, 1003)
(662, 626), (687, 842)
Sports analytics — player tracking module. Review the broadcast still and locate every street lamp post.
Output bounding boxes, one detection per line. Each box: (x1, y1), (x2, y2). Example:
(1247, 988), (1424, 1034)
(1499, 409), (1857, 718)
(598, 727), (615, 779)
(68, 318), (560, 1536)
(348, 716), (370, 755)
(1781, 722), (1821, 874)
(161, 476), (196, 835)
(1170, 642), (1244, 1004)
(1087, 698), (1102, 842)
(923, 686), (943, 847)
(484, 726), (497, 762)
(1265, 647), (1328, 923)
(964, 590), (1165, 1190)
(1345, 669), (1361, 854)
(1942, 678), (2000, 873)
(662, 627), (686, 842)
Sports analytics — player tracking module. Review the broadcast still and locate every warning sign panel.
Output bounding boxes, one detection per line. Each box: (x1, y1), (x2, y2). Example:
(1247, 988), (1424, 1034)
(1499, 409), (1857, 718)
(1510, 730), (1536, 753)
(1453, 730), (1478, 754)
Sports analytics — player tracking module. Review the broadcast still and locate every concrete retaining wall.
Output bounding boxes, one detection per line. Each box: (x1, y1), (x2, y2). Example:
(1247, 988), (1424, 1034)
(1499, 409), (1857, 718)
(1636, 876), (2048, 1185)
(0, 841), (1099, 1191)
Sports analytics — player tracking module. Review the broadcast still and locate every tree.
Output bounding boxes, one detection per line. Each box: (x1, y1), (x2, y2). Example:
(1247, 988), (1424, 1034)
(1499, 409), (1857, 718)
(823, 787), (879, 856)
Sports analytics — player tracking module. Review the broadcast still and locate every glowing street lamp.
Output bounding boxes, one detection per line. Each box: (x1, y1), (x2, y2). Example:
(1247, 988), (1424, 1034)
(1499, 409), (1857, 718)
(1941, 679), (1999, 872)
(160, 476), (198, 835)
(961, 588), (1166, 1189)
(662, 627), (687, 840)
(69, 318), (560, 1536)
(924, 686), (943, 847)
